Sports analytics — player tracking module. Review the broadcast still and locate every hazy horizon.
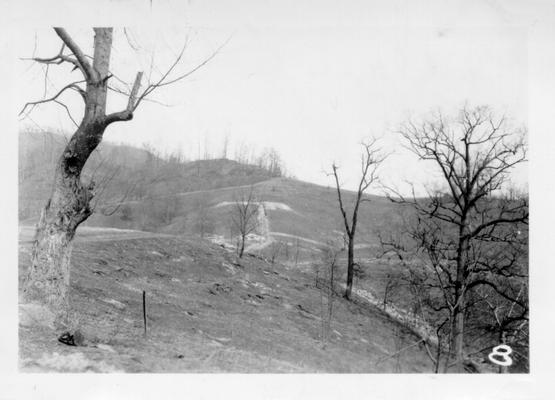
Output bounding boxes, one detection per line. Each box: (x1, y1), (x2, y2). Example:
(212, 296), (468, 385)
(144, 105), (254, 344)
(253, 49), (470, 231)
(17, 2), (534, 194)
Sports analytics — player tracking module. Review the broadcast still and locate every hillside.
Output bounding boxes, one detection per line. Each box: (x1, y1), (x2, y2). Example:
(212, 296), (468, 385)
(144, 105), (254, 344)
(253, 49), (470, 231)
(18, 130), (280, 222)
(18, 132), (437, 372)
(18, 227), (433, 372)
(20, 130), (405, 262)
(18, 131), (526, 373)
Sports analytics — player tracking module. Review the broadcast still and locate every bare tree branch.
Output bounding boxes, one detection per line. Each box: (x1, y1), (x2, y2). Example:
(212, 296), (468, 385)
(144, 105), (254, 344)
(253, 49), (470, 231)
(53, 27), (97, 81)
(104, 71), (144, 125)
(329, 139), (387, 299)
(385, 105), (528, 371)
(131, 36), (230, 112)
(19, 80), (86, 117)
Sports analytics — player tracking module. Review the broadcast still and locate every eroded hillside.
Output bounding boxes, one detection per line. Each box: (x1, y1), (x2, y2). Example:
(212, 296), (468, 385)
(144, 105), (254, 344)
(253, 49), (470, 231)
(18, 228), (432, 372)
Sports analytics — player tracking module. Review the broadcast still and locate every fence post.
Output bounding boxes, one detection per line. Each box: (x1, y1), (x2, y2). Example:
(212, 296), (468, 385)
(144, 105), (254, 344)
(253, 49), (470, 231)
(143, 290), (147, 338)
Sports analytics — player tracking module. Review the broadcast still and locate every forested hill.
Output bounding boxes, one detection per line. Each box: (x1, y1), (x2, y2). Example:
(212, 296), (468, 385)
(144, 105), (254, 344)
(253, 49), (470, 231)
(18, 129), (405, 251)
(19, 130), (282, 222)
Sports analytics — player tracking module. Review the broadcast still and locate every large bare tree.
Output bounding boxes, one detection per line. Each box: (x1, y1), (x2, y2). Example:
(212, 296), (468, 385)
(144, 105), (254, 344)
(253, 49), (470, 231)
(383, 105), (528, 372)
(20, 28), (219, 329)
(330, 139), (386, 300)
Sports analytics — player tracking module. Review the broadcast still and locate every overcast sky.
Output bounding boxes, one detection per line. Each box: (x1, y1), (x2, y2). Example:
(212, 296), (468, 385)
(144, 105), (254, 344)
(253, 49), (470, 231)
(15, 0), (547, 193)
(3, 0), (555, 396)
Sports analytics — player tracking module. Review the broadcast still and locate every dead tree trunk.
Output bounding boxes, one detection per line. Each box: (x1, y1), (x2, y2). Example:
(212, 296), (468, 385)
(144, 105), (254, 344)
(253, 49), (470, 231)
(23, 29), (115, 327)
(330, 139), (385, 300)
(20, 27), (220, 329)
(345, 234), (355, 300)
(239, 233), (247, 258)
(451, 229), (469, 372)
(22, 28), (144, 327)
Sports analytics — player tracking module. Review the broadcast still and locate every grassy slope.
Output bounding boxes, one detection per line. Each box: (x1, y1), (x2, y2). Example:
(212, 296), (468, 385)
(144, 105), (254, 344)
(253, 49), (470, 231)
(256, 178), (403, 245)
(18, 133), (527, 372)
(90, 177), (404, 254)
(18, 228), (432, 373)
(19, 130), (404, 254)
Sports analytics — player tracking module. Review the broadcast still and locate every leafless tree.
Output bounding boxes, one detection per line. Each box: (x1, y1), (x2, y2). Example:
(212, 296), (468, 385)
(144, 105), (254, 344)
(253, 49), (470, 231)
(383, 105), (528, 372)
(317, 241), (340, 348)
(382, 272), (402, 311)
(230, 186), (260, 258)
(268, 241), (283, 264)
(257, 147), (283, 177)
(234, 140), (249, 165)
(20, 28), (221, 328)
(376, 229), (444, 372)
(203, 136), (211, 160)
(330, 138), (386, 300)
(221, 134), (230, 159)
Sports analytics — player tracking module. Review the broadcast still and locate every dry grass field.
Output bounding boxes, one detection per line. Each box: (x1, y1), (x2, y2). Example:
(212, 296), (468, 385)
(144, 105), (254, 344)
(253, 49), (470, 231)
(18, 227), (433, 373)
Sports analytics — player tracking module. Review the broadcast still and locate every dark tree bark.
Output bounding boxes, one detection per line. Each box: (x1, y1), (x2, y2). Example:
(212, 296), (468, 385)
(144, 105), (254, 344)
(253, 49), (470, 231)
(345, 235), (355, 299)
(21, 27), (216, 328)
(23, 28), (120, 327)
(330, 139), (385, 300)
(385, 105), (528, 372)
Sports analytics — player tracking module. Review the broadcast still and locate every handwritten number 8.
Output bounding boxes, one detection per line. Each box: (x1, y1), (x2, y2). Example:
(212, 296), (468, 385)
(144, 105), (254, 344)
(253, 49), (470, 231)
(488, 344), (513, 367)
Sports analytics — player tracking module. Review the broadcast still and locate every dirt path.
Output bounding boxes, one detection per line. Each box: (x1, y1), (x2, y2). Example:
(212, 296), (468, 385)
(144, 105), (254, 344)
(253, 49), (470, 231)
(269, 232), (327, 248)
(18, 225), (173, 244)
(102, 179), (276, 207)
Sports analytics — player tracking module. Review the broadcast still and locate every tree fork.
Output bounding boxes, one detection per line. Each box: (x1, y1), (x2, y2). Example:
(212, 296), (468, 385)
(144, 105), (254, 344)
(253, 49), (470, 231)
(21, 26), (217, 330)
(23, 28), (115, 328)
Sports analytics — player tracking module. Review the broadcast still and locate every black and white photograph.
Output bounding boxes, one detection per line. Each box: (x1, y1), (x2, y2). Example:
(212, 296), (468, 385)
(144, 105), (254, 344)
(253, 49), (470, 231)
(1, 0), (554, 398)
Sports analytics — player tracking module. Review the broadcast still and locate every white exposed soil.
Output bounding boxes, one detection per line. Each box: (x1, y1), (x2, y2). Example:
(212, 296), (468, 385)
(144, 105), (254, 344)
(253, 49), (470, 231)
(269, 232), (327, 247)
(336, 282), (437, 346)
(213, 200), (293, 212)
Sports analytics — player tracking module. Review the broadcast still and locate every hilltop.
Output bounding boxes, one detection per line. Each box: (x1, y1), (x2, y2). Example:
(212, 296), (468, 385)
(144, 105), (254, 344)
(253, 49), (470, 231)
(19, 130), (403, 261)
(19, 130), (281, 223)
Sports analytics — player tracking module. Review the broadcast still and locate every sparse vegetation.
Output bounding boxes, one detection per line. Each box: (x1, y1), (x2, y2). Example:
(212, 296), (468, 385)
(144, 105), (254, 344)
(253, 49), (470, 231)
(17, 31), (528, 375)
(18, 227), (434, 372)
(317, 241), (341, 349)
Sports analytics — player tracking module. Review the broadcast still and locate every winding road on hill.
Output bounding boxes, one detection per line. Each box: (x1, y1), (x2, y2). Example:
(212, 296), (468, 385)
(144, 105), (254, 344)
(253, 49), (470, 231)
(103, 180), (274, 207)
(18, 225), (174, 244)
(212, 199), (328, 253)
